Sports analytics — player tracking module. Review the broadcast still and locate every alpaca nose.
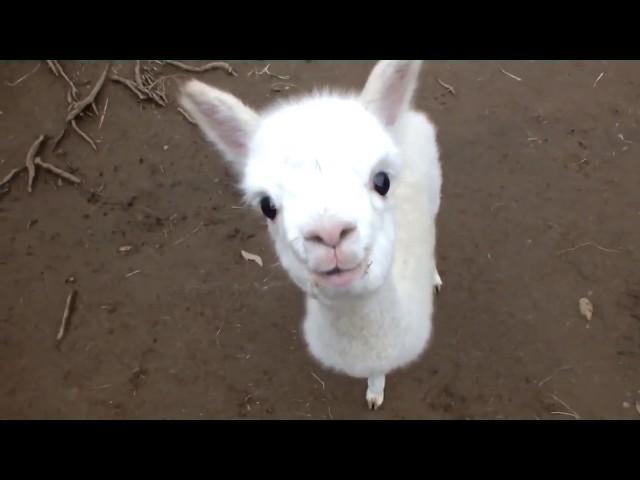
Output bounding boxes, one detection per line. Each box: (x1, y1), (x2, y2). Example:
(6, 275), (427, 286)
(304, 220), (356, 248)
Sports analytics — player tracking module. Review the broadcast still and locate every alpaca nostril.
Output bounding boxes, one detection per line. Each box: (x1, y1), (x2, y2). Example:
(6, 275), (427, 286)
(340, 226), (355, 241)
(307, 234), (325, 245)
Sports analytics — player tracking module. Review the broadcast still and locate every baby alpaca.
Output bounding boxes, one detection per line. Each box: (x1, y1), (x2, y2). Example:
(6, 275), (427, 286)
(179, 60), (442, 410)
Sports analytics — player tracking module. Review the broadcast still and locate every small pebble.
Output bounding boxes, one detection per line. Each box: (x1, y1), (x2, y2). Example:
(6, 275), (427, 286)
(163, 145), (169, 151)
(622, 401), (630, 409)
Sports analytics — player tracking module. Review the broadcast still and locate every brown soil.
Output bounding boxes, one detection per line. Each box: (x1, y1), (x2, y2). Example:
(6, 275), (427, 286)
(1, 60), (639, 419)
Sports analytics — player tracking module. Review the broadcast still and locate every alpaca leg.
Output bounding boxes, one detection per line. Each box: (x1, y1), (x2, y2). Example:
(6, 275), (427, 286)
(434, 268), (443, 293)
(366, 374), (386, 410)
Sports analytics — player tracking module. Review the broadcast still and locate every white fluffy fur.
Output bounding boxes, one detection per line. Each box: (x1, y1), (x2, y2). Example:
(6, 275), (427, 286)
(179, 61), (442, 410)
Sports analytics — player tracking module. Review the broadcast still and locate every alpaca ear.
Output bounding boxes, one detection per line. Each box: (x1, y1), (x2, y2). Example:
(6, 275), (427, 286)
(179, 79), (259, 174)
(361, 60), (423, 127)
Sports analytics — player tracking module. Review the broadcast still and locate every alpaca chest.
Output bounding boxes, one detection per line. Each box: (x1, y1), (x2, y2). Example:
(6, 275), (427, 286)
(302, 296), (432, 378)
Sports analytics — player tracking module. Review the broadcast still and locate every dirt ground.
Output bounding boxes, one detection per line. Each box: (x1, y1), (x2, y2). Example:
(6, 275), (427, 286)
(1, 60), (639, 420)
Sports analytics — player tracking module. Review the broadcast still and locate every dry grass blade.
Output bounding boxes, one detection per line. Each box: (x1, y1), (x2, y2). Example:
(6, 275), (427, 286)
(0, 167), (25, 187)
(177, 107), (196, 124)
(71, 119), (97, 151)
(66, 64), (110, 122)
(165, 60), (237, 77)
(437, 78), (456, 96)
(556, 241), (620, 254)
(311, 372), (325, 391)
(537, 366), (572, 387)
(56, 289), (77, 343)
(172, 221), (204, 246)
(500, 68), (523, 82)
(125, 269), (142, 278)
(46, 60), (60, 77)
(34, 157), (81, 184)
(25, 134), (46, 193)
(6, 63), (41, 87)
(593, 72), (605, 88)
(98, 97), (109, 129)
(547, 393), (580, 419)
(550, 411), (579, 419)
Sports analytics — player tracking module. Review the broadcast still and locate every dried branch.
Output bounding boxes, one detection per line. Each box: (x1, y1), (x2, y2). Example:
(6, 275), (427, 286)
(66, 64), (110, 122)
(34, 157), (81, 184)
(165, 60), (237, 77)
(71, 119), (97, 151)
(25, 134), (46, 193)
(0, 167), (25, 187)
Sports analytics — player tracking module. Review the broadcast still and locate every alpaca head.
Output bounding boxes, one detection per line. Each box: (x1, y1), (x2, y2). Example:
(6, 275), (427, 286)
(179, 61), (423, 299)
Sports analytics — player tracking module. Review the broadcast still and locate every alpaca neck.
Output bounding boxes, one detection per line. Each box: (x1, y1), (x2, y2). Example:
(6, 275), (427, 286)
(311, 276), (398, 322)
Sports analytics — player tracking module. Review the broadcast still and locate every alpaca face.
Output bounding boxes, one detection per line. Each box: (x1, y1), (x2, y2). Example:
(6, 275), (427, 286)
(242, 96), (401, 298)
(178, 61), (423, 299)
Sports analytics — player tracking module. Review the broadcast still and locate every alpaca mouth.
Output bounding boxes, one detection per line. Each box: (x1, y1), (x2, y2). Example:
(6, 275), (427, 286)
(324, 267), (348, 276)
(315, 263), (363, 288)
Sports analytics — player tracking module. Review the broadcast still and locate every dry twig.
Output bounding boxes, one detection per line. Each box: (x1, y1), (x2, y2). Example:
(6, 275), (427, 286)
(500, 68), (523, 82)
(0, 167), (24, 188)
(34, 157), (81, 184)
(165, 60), (237, 77)
(5, 63), (41, 87)
(593, 72), (605, 88)
(25, 134), (46, 193)
(311, 372), (325, 391)
(52, 61), (80, 101)
(111, 64), (168, 107)
(437, 78), (456, 95)
(66, 64), (110, 122)
(71, 119), (97, 151)
(548, 393), (580, 419)
(177, 107), (196, 124)
(98, 97), (109, 129)
(56, 290), (77, 343)
(46, 60), (59, 76)
(134, 60), (144, 89)
(538, 366), (572, 387)
(556, 241), (620, 255)
(172, 221), (204, 246)
(53, 64), (109, 151)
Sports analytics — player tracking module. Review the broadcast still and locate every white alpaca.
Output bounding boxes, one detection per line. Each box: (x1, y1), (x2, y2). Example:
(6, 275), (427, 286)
(179, 60), (442, 410)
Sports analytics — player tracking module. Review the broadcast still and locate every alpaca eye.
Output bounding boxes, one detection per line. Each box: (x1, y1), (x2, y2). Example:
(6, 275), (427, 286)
(260, 196), (278, 220)
(372, 172), (390, 196)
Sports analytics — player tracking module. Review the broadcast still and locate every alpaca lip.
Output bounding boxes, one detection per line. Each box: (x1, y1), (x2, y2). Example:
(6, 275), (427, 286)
(315, 264), (362, 288)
